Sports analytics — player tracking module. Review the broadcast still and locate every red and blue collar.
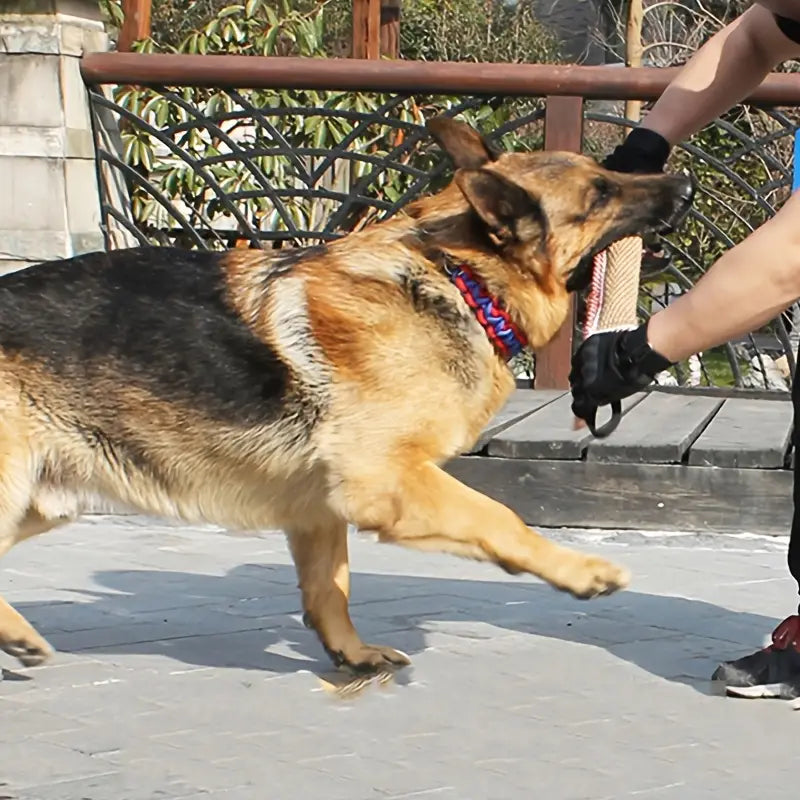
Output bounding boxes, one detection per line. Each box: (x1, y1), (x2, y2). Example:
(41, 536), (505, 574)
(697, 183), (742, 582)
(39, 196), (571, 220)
(446, 261), (528, 361)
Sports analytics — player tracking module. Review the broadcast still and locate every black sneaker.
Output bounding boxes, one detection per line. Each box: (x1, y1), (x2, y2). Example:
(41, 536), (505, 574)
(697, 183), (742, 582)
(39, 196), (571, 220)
(712, 615), (800, 699)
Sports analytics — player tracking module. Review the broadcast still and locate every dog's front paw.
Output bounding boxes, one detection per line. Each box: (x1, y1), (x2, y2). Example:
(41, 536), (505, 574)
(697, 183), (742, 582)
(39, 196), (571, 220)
(554, 554), (630, 599)
(328, 642), (411, 675)
(1, 633), (54, 667)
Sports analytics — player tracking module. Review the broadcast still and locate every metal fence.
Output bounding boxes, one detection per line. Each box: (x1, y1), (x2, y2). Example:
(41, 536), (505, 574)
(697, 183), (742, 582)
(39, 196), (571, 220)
(81, 54), (800, 393)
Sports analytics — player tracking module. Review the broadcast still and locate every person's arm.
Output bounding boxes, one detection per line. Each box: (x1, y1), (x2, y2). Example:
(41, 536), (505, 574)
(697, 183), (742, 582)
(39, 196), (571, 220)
(641, 3), (800, 145)
(648, 187), (800, 363)
(641, 4), (800, 362)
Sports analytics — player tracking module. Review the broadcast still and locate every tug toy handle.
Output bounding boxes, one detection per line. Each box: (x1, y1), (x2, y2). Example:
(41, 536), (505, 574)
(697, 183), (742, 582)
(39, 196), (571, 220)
(584, 399), (623, 439)
(578, 237), (643, 439)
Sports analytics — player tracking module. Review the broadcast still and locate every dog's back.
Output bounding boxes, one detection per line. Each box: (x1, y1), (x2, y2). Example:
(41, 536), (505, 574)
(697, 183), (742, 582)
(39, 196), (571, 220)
(0, 247), (289, 423)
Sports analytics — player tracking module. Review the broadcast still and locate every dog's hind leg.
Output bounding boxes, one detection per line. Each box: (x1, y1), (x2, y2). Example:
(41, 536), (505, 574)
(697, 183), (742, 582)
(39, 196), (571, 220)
(0, 450), (60, 667)
(0, 593), (54, 667)
(341, 462), (629, 600)
(286, 517), (411, 674)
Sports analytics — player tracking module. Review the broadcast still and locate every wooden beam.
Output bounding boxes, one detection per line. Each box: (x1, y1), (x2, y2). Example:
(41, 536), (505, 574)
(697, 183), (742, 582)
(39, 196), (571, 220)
(536, 95), (584, 390)
(119, 0), (152, 52)
(380, 0), (401, 58)
(465, 389), (565, 454)
(624, 0), (644, 128)
(586, 392), (724, 465)
(352, 0), (381, 60)
(79, 58), (800, 105)
(446, 455), (794, 535)
(687, 398), (793, 469)
(488, 392), (646, 460)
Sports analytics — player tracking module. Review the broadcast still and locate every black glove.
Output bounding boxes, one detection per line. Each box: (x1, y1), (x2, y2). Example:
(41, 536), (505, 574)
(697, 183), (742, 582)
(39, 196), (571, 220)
(570, 322), (673, 438)
(603, 126), (671, 174)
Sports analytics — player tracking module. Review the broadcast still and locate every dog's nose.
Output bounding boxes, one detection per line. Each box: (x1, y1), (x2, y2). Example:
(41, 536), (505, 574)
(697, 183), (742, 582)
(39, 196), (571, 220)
(656, 174), (695, 234)
(674, 174), (695, 204)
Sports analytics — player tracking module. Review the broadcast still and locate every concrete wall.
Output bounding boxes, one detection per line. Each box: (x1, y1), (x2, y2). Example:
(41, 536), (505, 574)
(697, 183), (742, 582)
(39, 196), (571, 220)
(0, 0), (108, 273)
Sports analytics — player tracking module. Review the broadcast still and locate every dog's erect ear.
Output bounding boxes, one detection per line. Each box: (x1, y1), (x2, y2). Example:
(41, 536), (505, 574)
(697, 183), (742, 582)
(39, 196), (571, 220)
(426, 116), (501, 169)
(455, 169), (545, 246)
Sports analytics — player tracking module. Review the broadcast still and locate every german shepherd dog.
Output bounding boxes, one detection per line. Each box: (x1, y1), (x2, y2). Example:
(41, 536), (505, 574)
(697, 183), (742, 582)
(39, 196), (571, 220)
(0, 116), (692, 675)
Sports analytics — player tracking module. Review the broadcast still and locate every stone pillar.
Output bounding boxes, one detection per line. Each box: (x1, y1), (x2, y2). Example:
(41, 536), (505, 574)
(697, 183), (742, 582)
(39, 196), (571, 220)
(0, 0), (108, 273)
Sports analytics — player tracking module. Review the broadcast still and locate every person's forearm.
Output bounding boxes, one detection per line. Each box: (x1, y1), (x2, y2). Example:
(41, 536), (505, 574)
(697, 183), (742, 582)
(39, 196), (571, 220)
(641, 5), (797, 145)
(647, 192), (800, 363)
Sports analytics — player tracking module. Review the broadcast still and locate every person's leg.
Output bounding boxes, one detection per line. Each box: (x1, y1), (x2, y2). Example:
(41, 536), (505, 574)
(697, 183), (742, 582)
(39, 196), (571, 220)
(787, 388), (800, 599)
(711, 358), (800, 699)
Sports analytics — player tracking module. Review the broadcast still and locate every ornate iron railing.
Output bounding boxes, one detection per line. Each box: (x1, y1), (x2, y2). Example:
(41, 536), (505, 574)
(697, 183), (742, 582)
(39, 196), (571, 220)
(89, 87), (546, 249)
(82, 55), (800, 392)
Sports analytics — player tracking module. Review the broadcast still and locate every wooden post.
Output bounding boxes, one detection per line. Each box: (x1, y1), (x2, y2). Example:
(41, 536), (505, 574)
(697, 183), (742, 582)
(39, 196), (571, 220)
(118, 0), (152, 52)
(352, 0), (381, 60)
(536, 95), (585, 390)
(380, 0), (401, 58)
(624, 0), (644, 128)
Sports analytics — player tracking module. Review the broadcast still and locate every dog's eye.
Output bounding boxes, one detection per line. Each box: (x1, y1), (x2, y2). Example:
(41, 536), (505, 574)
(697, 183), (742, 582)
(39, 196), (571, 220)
(593, 177), (612, 199)
(588, 177), (614, 211)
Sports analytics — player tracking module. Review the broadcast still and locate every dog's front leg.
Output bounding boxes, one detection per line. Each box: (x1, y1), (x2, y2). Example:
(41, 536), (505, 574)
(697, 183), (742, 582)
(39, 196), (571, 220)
(286, 518), (410, 674)
(343, 463), (630, 599)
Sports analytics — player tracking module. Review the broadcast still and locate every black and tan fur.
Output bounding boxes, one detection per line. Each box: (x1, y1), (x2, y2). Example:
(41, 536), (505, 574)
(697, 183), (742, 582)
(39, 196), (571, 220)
(0, 117), (692, 674)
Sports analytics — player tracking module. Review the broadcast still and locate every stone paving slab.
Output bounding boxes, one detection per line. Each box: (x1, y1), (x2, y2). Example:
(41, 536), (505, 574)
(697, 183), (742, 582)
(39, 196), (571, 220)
(0, 516), (797, 799)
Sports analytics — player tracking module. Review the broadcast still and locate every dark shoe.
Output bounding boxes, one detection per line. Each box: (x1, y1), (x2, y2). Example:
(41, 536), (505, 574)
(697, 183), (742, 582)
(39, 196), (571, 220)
(712, 616), (800, 699)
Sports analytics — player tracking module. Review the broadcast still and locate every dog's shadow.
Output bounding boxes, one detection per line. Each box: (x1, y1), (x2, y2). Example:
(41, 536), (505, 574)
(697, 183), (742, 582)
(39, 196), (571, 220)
(14, 563), (777, 693)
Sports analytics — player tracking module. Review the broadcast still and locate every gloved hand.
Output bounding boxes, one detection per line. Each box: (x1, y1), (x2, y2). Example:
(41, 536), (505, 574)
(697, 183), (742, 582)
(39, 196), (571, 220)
(570, 322), (674, 437)
(602, 126), (671, 174)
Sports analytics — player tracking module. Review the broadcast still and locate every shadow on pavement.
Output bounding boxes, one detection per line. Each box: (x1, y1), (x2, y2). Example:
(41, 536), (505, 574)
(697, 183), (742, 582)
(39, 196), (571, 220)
(13, 562), (779, 694)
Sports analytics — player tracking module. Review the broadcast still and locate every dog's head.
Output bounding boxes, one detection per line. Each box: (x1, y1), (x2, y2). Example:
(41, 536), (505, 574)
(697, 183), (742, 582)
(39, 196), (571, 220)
(425, 116), (693, 293)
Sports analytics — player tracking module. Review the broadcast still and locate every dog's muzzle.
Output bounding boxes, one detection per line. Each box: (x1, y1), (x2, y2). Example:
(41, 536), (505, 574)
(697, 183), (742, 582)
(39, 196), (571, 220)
(566, 174), (696, 294)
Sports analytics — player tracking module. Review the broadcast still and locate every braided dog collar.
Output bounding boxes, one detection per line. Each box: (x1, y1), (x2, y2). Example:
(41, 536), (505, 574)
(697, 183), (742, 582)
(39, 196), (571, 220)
(446, 261), (528, 360)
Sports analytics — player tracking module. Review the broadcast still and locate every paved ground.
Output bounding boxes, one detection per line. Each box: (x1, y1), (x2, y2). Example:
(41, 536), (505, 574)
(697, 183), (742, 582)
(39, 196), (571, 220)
(0, 516), (797, 800)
